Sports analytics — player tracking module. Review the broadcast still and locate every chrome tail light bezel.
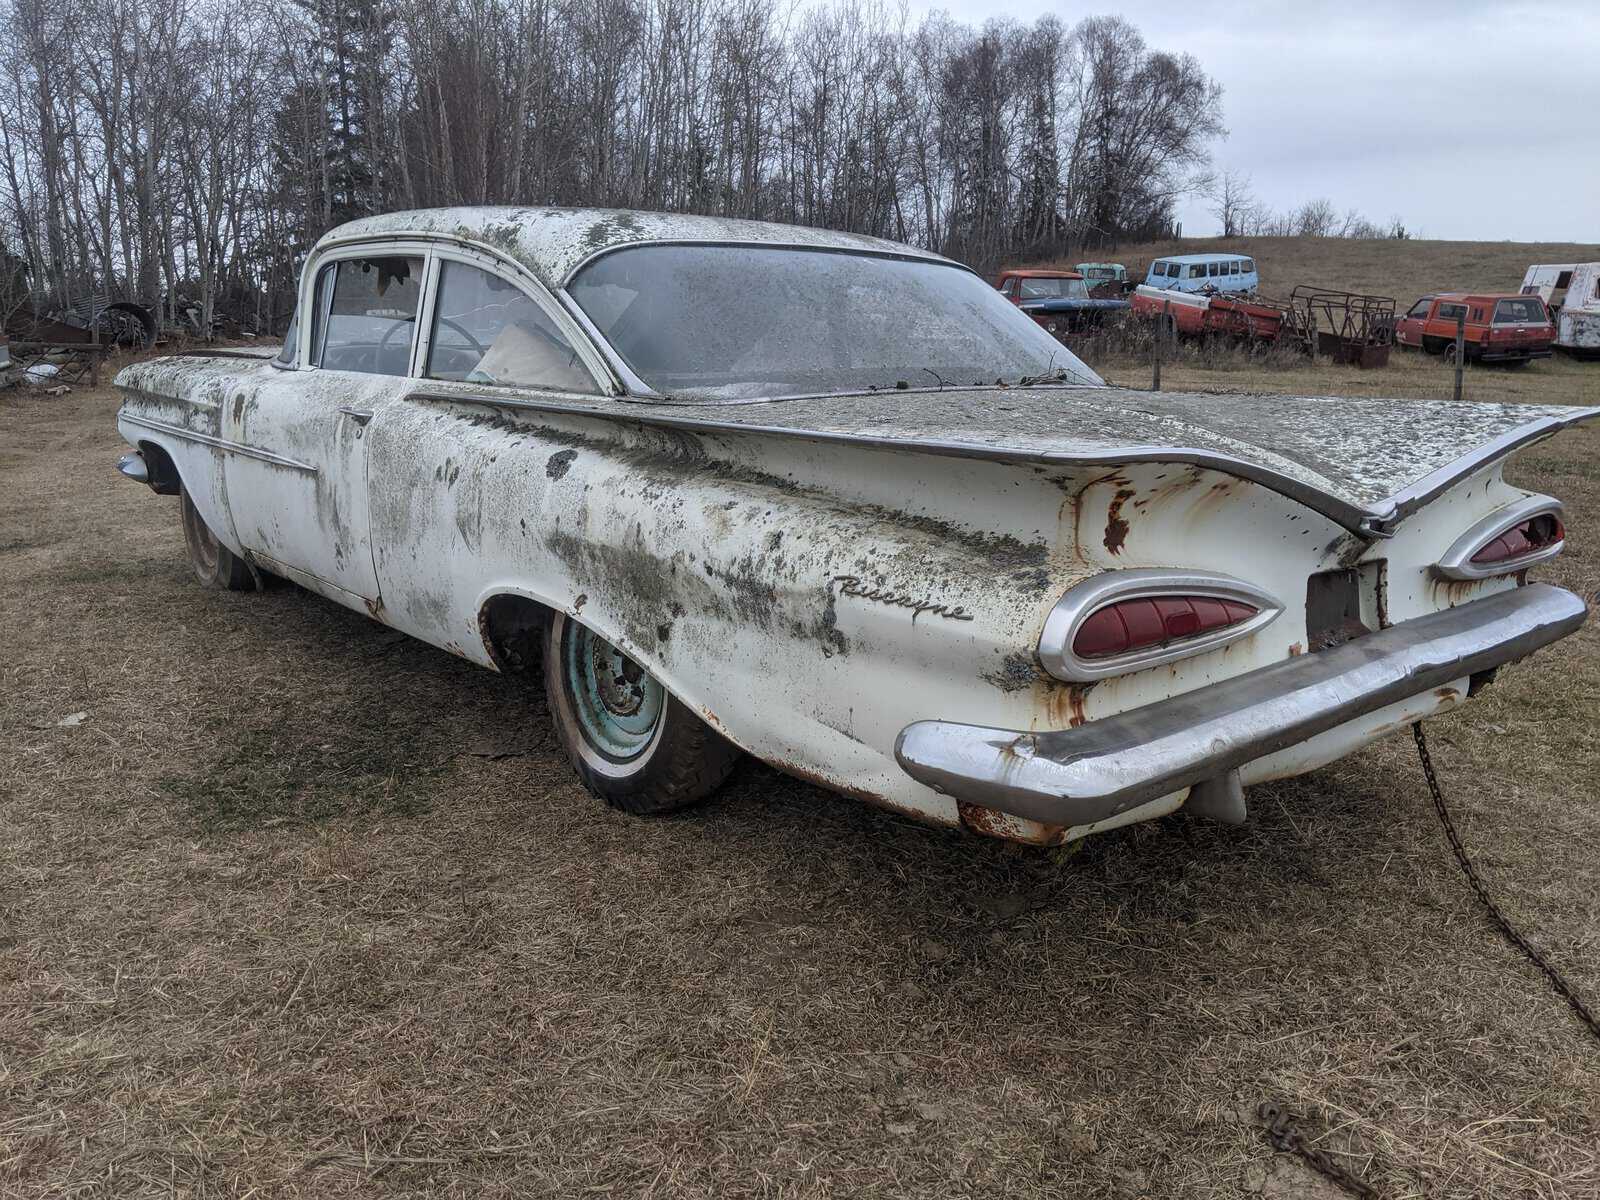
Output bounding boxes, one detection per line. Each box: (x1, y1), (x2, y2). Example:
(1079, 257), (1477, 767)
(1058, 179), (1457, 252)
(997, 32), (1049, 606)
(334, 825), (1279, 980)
(1038, 569), (1284, 683)
(1433, 496), (1566, 581)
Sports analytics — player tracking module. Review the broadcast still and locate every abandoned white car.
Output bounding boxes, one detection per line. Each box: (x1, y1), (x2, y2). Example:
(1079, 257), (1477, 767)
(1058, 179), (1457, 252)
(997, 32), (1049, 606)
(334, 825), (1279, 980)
(114, 208), (1595, 846)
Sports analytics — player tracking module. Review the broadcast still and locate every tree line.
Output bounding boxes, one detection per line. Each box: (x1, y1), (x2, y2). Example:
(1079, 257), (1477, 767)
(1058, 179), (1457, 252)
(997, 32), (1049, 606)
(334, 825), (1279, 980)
(1208, 169), (1409, 241)
(0, 0), (1226, 334)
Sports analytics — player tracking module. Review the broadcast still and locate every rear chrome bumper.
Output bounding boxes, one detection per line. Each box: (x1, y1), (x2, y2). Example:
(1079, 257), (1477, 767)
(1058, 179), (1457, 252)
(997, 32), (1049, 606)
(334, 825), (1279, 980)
(895, 583), (1588, 828)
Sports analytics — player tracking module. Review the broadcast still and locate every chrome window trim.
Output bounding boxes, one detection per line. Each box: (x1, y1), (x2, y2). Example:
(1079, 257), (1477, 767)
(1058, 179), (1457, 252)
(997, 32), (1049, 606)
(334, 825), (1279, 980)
(1038, 569), (1284, 684)
(1433, 495), (1566, 581)
(120, 411), (318, 475)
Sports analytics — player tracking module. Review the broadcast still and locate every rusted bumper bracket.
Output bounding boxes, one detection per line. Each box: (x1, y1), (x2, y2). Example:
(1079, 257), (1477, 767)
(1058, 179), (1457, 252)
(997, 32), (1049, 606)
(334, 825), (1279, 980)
(895, 583), (1588, 827)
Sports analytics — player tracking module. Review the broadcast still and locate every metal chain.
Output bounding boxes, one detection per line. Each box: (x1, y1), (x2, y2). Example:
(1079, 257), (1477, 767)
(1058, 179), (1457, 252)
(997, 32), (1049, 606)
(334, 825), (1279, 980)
(1255, 727), (1600, 1197)
(1412, 722), (1600, 1042)
(1257, 1102), (1382, 1198)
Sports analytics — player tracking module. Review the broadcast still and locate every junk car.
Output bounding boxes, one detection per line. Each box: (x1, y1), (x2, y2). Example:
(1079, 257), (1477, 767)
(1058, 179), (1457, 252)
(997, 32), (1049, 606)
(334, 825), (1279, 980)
(113, 208), (1594, 847)
(1074, 262), (1131, 297)
(1394, 292), (1554, 365)
(995, 268), (1130, 335)
(1143, 253), (1259, 295)
(1519, 264), (1600, 357)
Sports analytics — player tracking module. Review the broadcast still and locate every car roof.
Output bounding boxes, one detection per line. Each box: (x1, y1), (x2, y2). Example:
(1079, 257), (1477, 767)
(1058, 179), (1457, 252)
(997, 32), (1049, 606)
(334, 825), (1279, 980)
(1000, 268), (1083, 279)
(315, 207), (957, 291)
(1431, 291), (1535, 302)
(1155, 252), (1255, 264)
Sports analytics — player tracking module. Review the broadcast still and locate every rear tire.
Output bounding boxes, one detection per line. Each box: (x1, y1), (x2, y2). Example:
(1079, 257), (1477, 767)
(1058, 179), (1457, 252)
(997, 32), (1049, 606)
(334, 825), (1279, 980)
(180, 488), (254, 590)
(543, 613), (740, 814)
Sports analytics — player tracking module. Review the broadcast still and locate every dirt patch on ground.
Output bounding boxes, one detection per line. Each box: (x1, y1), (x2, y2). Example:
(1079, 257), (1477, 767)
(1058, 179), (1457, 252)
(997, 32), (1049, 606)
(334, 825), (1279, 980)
(1, 375), (1597, 1198)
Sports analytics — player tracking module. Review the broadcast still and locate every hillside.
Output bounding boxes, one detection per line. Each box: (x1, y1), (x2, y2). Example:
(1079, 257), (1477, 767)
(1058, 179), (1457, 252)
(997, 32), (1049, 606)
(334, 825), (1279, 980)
(1049, 236), (1600, 306)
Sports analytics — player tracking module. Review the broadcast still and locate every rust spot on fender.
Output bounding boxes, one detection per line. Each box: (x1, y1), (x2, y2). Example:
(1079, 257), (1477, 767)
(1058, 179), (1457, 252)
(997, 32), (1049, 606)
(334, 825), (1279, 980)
(1038, 681), (1093, 728)
(1103, 487), (1136, 554)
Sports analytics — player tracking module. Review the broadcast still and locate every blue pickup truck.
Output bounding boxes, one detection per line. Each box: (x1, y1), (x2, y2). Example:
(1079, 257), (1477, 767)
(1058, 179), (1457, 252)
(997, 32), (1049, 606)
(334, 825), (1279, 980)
(996, 269), (1132, 335)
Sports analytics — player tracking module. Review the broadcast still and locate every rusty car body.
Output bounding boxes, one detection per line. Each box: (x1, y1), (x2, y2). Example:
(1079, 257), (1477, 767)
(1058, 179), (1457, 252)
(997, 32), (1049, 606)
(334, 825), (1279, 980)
(112, 207), (1595, 846)
(1130, 284), (1286, 342)
(1519, 263), (1600, 357)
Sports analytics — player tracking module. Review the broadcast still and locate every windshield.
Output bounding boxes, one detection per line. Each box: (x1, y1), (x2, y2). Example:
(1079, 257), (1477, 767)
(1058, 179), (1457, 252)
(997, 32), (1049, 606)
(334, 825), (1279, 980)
(569, 245), (1097, 400)
(1018, 277), (1089, 301)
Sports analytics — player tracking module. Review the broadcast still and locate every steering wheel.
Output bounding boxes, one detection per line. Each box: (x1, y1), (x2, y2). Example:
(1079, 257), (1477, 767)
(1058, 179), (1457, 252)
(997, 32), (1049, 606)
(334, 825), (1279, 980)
(378, 316), (417, 359)
(434, 317), (487, 356)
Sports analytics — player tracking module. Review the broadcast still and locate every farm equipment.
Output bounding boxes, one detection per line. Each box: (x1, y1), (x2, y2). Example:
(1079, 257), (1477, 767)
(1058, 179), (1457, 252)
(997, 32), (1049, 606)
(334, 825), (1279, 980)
(1288, 286), (1395, 368)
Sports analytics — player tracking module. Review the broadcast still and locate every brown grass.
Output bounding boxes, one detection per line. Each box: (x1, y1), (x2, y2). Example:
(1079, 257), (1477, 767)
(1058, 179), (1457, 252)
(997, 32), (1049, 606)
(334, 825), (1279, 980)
(1, 342), (1598, 1197)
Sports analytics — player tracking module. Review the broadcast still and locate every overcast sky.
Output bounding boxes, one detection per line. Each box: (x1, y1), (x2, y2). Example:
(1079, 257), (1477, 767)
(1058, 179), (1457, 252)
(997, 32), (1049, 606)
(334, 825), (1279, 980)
(906, 0), (1599, 243)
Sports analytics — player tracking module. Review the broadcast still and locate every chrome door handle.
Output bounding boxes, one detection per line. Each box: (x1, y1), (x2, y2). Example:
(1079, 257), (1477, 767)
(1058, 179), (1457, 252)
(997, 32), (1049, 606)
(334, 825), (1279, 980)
(338, 406), (374, 426)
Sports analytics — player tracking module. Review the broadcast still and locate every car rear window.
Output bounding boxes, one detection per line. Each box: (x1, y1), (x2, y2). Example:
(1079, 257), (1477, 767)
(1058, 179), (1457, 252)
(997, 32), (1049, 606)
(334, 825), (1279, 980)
(570, 244), (1097, 400)
(1494, 297), (1546, 324)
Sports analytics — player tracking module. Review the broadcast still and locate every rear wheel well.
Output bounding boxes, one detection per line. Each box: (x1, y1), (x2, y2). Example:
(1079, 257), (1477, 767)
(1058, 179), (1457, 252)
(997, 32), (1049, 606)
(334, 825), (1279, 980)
(137, 440), (182, 495)
(478, 593), (552, 675)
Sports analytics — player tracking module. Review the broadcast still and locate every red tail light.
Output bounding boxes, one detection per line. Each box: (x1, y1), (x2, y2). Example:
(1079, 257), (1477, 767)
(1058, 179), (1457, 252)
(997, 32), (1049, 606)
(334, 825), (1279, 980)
(1436, 499), (1566, 581)
(1073, 596), (1259, 658)
(1470, 513), (1563, 565)
(1039, 570), (1282, 682)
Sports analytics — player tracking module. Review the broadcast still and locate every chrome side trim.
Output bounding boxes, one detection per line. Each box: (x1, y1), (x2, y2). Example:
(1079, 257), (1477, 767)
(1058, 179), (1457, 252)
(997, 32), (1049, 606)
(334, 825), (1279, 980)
(115, 451), (148, 483)
(1037, 569), (1283, 683)
(119, 412), (318, 475)
(1434, 496), (1566, 581)
(895, 583), (1588, 828)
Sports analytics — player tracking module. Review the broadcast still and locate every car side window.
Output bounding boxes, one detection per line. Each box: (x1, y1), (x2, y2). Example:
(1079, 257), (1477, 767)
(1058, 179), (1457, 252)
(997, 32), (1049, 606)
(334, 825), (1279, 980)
(1406, 300), (1431, 318)
(317, 256), (424, 376)
(1438, 302), (1467, 321)
(426, 260), (598, 394)
(1242, 259), (1255, 273)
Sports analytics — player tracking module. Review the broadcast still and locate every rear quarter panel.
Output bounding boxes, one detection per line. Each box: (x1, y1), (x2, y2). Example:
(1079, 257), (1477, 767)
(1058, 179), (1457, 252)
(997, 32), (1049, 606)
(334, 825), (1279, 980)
(362, 389), (1542, 839)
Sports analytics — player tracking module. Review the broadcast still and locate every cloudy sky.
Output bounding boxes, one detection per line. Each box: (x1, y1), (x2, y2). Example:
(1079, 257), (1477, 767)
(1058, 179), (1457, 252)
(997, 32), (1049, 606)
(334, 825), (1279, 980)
(908, 0), (1599, 243)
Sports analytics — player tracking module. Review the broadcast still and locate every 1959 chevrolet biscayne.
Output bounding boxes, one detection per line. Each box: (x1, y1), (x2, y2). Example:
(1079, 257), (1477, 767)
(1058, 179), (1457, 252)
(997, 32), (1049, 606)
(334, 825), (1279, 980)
(113, 208), (1595, 846)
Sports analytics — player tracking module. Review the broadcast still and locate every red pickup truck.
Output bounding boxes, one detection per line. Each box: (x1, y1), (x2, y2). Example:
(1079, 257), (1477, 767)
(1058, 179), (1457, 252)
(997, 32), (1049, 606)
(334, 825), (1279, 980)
(1394, 292), (1554, 366)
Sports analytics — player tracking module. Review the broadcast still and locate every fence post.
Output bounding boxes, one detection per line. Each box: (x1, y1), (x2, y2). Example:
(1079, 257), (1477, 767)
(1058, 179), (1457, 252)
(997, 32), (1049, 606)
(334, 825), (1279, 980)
(91, 320), (101, 388)
(1453, 311), (1465, 402)
(1153, 298), (1169, 391)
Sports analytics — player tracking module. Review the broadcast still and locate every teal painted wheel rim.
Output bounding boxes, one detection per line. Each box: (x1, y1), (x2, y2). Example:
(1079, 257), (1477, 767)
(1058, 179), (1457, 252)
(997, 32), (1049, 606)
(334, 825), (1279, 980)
(563, 623), (664, 761)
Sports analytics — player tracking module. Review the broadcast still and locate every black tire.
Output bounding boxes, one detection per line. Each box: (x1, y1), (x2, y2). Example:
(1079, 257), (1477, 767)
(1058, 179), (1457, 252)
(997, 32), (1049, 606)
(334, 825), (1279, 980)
(543, 612), (740, 814)
(1442, 341), (1462, 366)
(180, 488), (254, 590)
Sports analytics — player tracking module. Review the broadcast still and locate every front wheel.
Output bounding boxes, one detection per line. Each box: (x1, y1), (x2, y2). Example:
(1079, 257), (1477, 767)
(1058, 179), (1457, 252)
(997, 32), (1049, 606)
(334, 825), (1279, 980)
(543, 613), (741, 814)
(180, 489), (254, 590)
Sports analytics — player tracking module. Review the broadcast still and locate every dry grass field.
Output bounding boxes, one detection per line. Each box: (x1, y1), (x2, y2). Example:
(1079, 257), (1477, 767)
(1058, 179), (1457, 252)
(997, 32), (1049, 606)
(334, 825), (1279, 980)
(1086, 235), (1600, 306)
(3, 239), (1598, 1198)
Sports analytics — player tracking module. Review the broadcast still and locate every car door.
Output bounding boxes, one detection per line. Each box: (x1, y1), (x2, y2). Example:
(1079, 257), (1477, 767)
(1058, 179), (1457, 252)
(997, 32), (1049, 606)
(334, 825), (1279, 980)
(1395, 299), (1431, 347)
(223, 248), (428, 608)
